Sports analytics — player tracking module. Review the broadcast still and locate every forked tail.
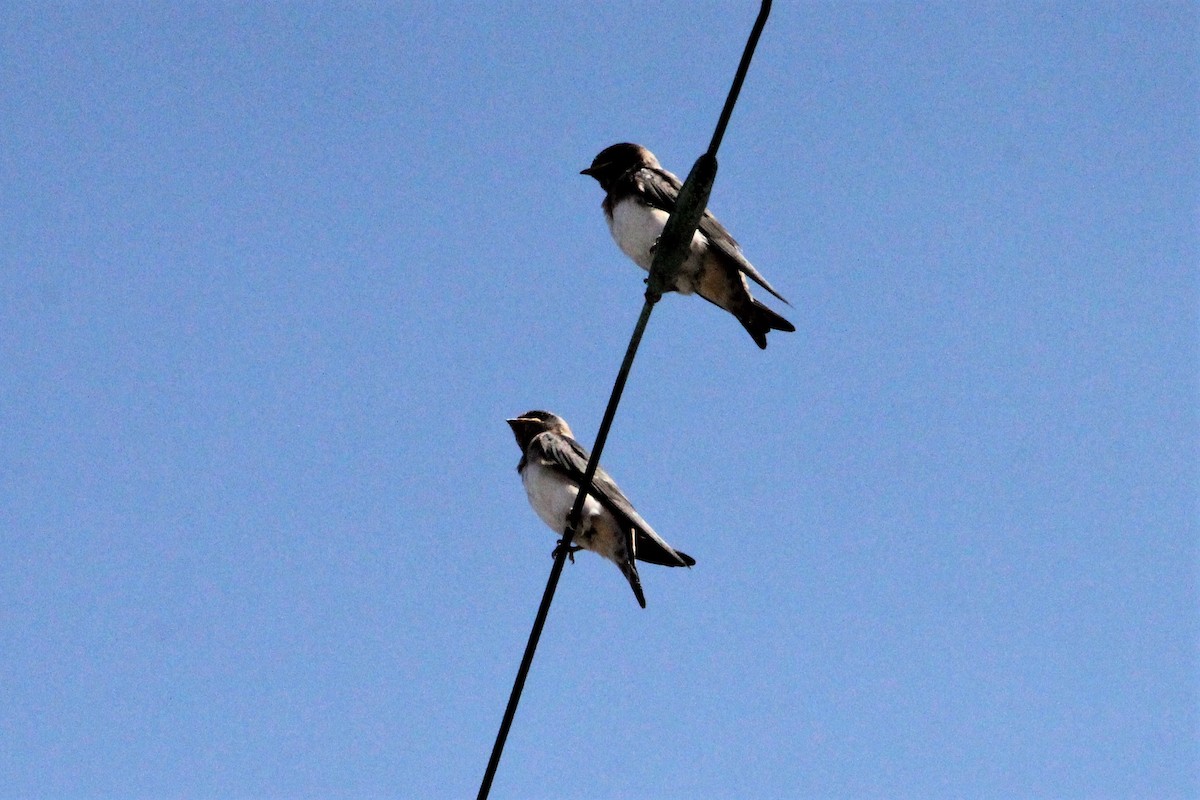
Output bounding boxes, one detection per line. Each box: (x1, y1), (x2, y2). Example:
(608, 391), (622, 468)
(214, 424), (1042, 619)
(738, 299), (795, 349)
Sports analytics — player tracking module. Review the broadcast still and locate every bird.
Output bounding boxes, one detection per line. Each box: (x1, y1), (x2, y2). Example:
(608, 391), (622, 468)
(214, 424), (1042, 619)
(506, 410), (694, 608)
(582, 142), (795, 349)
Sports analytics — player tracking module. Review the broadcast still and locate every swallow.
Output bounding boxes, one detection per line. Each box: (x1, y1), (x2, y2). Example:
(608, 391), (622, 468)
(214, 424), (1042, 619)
(582, 142), (795, 349)
(506, 410), (694, 608)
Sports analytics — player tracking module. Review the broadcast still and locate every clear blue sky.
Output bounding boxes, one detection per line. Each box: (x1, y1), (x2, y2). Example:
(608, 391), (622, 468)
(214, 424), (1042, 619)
(2, 3), (1196, 798)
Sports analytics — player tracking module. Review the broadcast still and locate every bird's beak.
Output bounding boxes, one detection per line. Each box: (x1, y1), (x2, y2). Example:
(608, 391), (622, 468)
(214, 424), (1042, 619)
(580, 166), (596, 176)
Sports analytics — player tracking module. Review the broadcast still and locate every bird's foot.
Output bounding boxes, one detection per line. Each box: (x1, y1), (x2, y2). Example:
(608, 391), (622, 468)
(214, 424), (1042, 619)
(553, 540), (583, 563)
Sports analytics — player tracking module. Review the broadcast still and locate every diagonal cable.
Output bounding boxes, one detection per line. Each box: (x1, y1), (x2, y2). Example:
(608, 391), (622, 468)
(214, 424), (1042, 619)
(477, 4), (772, 798)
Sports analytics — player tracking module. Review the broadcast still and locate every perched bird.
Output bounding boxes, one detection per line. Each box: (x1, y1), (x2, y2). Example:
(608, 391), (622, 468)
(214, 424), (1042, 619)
(582, 142), (795, 349)
(506, 410), (694, 608)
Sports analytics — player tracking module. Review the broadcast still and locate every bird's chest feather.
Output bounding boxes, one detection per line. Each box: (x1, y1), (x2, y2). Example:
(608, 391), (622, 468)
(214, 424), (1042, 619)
(521, 461), (603, 534)
(606, 197), (706, 294)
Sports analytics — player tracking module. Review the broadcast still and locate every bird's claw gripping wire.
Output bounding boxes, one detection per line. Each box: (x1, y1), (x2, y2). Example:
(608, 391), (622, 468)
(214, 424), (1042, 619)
(553, 540), (583, 563)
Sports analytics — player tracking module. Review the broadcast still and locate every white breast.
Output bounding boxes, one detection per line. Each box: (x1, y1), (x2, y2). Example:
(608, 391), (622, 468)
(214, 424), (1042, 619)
(609, 197), (666, 271)
(607, 197), (707, 294)
(521, 461), (604, 535)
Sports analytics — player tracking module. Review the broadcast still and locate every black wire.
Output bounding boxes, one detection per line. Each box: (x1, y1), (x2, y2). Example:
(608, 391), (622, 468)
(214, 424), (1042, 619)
(474, 297), (654, 800)
(709, 0), (773, 158)
(477, 4), (772, 797)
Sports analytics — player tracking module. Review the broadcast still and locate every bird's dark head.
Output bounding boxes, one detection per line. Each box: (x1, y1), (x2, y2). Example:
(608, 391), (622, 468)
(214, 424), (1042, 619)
(506, 410), (573, 450)
(580, 142), (660, 191)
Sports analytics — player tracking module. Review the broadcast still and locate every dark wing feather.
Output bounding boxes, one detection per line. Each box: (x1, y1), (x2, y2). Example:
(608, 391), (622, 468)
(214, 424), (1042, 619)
(637, 167), (790, 305)
(635, 531), (696, 567)
(534, 432), (690, 567)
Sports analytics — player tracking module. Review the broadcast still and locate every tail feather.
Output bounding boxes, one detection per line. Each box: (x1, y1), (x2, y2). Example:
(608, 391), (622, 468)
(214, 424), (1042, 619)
(738, 299), (795, 349)
(619, 559), (647, 608)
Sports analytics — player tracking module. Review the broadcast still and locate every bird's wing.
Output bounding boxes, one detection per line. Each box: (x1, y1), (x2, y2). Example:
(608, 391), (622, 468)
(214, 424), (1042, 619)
(634, 531), (696, 567)
(533, 431), (691, 567)
(638, 166), (790, 305)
